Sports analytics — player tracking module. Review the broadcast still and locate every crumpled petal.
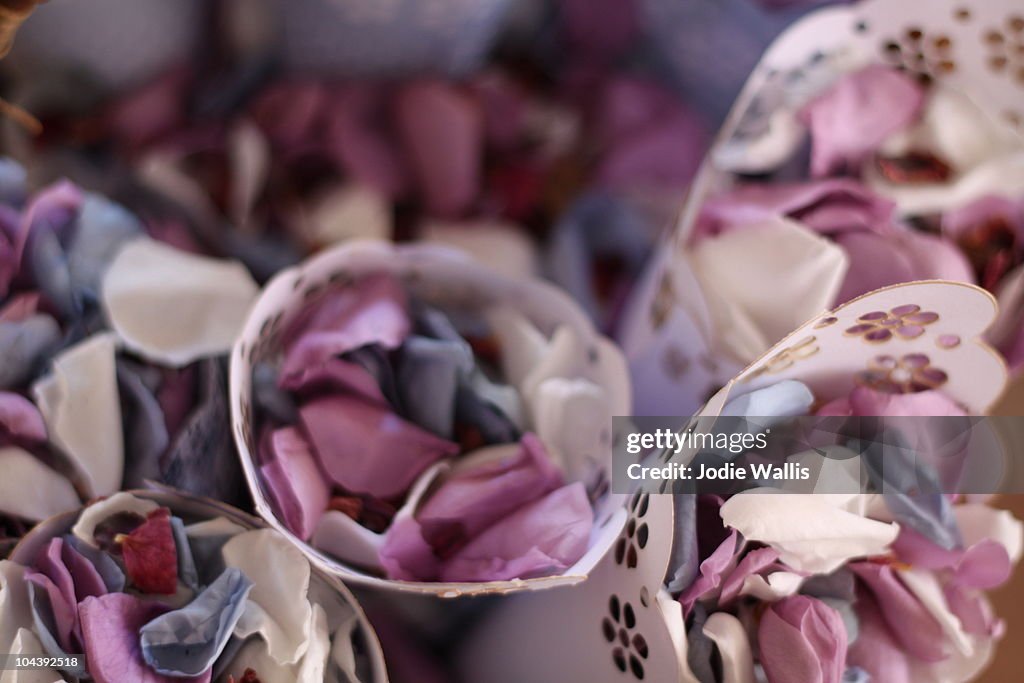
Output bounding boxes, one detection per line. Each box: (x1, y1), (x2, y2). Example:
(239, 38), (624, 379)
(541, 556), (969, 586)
(281, 274), (410, 378)
(118, 508), (179, 596)
(678, 529), (739, 613)
(691, 217), (848, 359)
(847, 590), (913, 683)
(66, 193), (143, 303)
(380, 435), (563, 580)
(102, 238), (259, 367)
(259, 426), (330, 541)
(758, 595), (847, 683)
(299, 394), (458, 500)
(140, 567), (253, 677)
(396, 335), (472, 438)
(117, 360), (170, 489)
(440, 482), (592, 582)
(720, 491), (899, 574)
(32, 332), (123, 499)
(849, 562), (948, 662)
(702, 612), (755, 683)
(222, 529), (312, 666)
(79, 593), (211, 683)
(799, 66), (925, 177)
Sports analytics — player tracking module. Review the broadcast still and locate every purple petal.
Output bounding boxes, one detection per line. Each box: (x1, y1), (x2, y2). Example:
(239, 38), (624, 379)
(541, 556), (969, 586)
(439, 482), (593, 582)
(560, 0), (638, 57)
(718, 546), (781, 604)
(258, 426), (330, 541)
(250, 81), (329, 152)
(379, 515), (443, 582)
(833, 230), (919, 303)
(850, 563), (947, 662)
(848, 590), (914, 683)
(393, 80), (482, 217)
(281, 274), (410, 378)
(759, 595), (847, 683)
(299, 395), (458, 499)
(60, 538), (108, 601)
(678, 529), (739, 613)
(26, 570), (77, 653)
(0, 390), (47, 444)
(418, 435), (562, 548)
(278, 356), (388, 406)
(79, 593), (211, 683)
(798, 66), (925, 177)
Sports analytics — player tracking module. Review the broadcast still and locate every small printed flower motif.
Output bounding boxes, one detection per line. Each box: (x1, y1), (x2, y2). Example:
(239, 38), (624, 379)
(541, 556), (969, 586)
(747, 336), (819, 379)
(601, 594), (649, 680)
(614, 493), (650, 569)
(844, 304), (939, 343)
(856, 353), (949, 394)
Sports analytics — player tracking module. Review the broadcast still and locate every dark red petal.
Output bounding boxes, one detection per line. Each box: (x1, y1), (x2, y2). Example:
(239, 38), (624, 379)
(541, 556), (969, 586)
(117, 508), (178, 595)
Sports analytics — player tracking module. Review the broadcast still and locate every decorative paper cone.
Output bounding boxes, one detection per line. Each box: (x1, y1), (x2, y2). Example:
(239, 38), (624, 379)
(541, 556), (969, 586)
(455, 278), (1009, 682)
(276, 0), (513, 76)
(618, 0), (1024, 419)
(4, 0), (203, 90)
(230, 240), (632, 596)
(8, 487), (389, 683)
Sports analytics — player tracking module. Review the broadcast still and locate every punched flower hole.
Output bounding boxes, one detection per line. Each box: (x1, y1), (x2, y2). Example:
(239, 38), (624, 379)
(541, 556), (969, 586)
(602, 594), (648, 679)
(615, 493), (651, 568)
(856, 353), (949, 393)
(844, 304), (939, 343)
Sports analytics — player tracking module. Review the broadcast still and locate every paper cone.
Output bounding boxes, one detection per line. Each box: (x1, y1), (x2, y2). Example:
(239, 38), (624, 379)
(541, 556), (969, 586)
(230, 240), (632, 596)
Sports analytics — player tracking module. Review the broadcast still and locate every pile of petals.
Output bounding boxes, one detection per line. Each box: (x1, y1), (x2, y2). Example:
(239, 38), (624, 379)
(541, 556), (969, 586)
(684, 64), (1024, 369)
(662, 379), (1023, 683)
(253, 272), (609, 582)
(0, 492), (374, 682)
(0, 159), (259, 556)
(0, 0), (707, 330)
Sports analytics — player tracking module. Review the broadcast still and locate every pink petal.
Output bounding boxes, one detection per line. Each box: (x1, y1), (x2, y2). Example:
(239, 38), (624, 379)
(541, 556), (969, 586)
(79, 593), (211, 683)
(379, 515), (442, 582)
(758, 595), (847, 683)
(847, 386), (966, 417)
(718, 546), (781, 604)
(249, 81), (329, 152)
(678, 530), (739, 613)
(850, 563), (948, 662)
(848, 591), (914, 683)
(299, 395), (458, 500)
(942, 195), (1024, 241)
(832, 230), (918, 303)
(899, 230), (975, 285)
(325, 85), (410, 198)
(259, 426), (330, 541)
(440, 483), (593, 582)
(799, 65), (925, 177)
(26, 570), (77, 652)
(0, 390), (48, 443)
(278, 356), (387, 406)
(281, 274), (410, 378)
(393, 80), (482, 217)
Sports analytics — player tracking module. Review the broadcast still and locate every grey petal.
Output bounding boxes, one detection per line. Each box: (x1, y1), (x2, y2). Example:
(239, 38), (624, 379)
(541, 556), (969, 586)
(252, 361), (297, 424)
(0, 315), (61, 390)
(161, 357), (247, 507)
(117, 360), (170, 489)
(665, 493), (700, 594)
(397, 336), (470, 438)
(686, 605), (718, 683)
(171, 517), (200, 593)
(140, 567), (253, 676)
(67, 193), (142, 302)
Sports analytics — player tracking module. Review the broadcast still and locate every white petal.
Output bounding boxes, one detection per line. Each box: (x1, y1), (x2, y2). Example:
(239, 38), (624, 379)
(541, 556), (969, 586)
(2, 629), (63, 683)
(532, 377), (610, 481)
(311, 511), (384, 571)
(101, 238), (259, 367)
(327, 611), (361, 683)
(900, 568), (972, 657)
(0, 562), (32, 653)
(71, 492), (159, 547)
(720, 490), (899, 574)
(298, 183), (392, 247)
(221, 635), (297, 683)
(486, 307), (550, 390)
(422, 220), (538, 278)
(739, 571), (804, 602)
(702, 612), (755, 683)
(691, 218), (848, 356)
(184, 516), (248, 539)
(296, 605), (331, 683)
(32, 333), (123, 499)
(953, 504), (1023, 565)
(223, 529), (313, 665)
(656, 589), (702, 683)
(0, 447), (79, 522)
(228, 121), (270, 231)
